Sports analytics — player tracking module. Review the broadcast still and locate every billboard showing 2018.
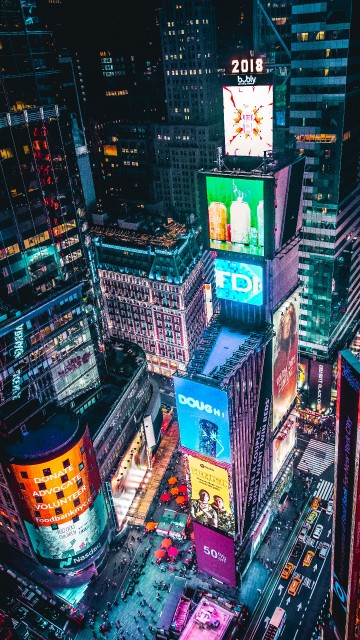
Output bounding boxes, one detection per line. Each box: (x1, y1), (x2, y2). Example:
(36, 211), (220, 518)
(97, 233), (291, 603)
(215, 258), (263, 306)
(272, 293), (299, 429)
(223, 84), (273, 157)
(193, 521), (237, 587)
(174, 377), (230, 463)
(206, 175), (265, 257)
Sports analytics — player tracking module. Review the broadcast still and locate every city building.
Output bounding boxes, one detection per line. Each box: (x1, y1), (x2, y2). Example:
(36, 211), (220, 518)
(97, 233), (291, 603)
(175, 154), (304, 582)
(92, 218), (207, 377)
(331, 350), (360, 640)
(153, 0), (223, 223)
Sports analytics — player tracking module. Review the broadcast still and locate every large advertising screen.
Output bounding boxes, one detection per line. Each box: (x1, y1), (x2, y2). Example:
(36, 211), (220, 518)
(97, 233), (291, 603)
(206, 175), (265, 257)
(215, 259), (263, 306)
(309, 360), (332, 414)
(272, 292), (299, 429)
(223, 85), (273, 157)
(193, 522), (237, 588)
(9, 427), (108, 568)
(174, 378), (230, 463)
(332, 351), (360, 637)
(188, 456), (234, 535)
(272, 414), (296, 481)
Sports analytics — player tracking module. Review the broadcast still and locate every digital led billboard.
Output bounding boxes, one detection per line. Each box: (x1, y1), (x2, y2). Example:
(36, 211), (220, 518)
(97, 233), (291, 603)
(223, 85), (273, 157)
(206, 175), (265, 256)
(309, 361), (332, 414)
(332, 351), (360, 638)
(215, 259), (263, 306)
(188, 456), (234, 535)
(174, 377), (230, 463)
(272, 292), (299, 429)
(272, 414), (296, 481)
(9, 427), (108, 569)
(193, 522), (236, 588)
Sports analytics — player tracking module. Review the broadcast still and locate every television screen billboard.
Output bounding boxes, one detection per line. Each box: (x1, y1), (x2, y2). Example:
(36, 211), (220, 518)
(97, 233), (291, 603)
(9, 427), (108, 569)
(272, 414), (296, 481)
(332, 351), (360, 637)
(188, 456), (234, 535)
(206, 175), (265, 257)
(193, 522), (236, 587)
(174, 377), (230, 463)
(308, 361), (332, 413)
(223, 85), (273, 157)
(272, 293), (299, 429)
(215, 259), (263, 306)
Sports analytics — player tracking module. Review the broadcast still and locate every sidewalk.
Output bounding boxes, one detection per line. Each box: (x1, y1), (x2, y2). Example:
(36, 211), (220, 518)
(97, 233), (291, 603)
(239, 471), (313, 612)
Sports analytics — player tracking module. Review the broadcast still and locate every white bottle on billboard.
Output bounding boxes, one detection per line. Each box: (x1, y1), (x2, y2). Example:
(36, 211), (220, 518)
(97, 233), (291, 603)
(257, 199), (264, 248)
(230, 195), (250, 244)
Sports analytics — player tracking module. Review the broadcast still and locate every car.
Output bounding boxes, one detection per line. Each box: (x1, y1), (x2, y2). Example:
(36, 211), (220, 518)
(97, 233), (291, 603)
(298, 527), (310, 543)
(311, 496), (321, 510)
(288, 576), (302, 597)
(34, 616), (48, 629)
(16, 607), (28, 620)
(326, 500), (334, 516)
(303, 550), (315, 567)
(313, 524), (324, 539)
(291, 542), (304, 558)
(281, 562), (295, 580)
(319, 542), (330, 559)
(306, 510), (319, 525)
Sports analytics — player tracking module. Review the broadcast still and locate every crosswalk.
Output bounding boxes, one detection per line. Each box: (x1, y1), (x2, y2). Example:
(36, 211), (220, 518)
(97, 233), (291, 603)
(314, 479), (334, 502)
(297, 439), (335, 476)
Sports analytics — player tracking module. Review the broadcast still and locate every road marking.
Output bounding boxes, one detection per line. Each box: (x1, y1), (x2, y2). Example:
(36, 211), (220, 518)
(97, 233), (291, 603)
(297, 439), (335, 476)
(327, 528), (332, 538)
(286, 597), (291, 605)
(297, 603), (303, 611)
(314, 479), (334, 502)
(278, 585), (284, 595)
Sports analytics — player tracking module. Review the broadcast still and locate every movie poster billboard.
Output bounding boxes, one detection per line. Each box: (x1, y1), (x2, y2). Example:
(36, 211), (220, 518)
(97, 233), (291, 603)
(332, 351), (360, 638)
(309, 360), (332, 413)
(9, 427), (108, 569)
(193, 522), (237, 588)
(206, 175), (265, 257)
(223, 85), (273, 157)
(174, 377), (230, 463)
(215, 259), (263, 306)
(272, 292), (299, 430)
(272, 414), (296, 481)
(188, 456), (234, 535)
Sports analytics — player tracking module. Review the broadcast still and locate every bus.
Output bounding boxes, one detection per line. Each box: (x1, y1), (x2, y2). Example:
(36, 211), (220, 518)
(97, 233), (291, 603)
(262, 607), (286, 640)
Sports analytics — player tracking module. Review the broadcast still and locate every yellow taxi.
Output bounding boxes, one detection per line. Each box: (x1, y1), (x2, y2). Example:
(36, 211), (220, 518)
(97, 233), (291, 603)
(303, 550), (315, 567)
(311, 496), (321, 510)
(288, 576), (302, 597)
(281, 562), (295, 580)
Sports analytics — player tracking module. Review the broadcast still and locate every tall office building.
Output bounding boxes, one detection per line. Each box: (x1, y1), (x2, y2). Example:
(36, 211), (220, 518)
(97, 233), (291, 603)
(255, 0), (360, 370)
(153, 0), (223, 223)
(331, 350), (360, 640)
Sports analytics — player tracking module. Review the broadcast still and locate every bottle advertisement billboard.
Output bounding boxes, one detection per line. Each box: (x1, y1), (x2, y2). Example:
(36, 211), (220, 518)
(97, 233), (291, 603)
(174, 377), (230, 463)
(193, 521), (237, 588)
(9, 427), (108, 569)
(206, 175), (265, 257)
(215, 258), (263, 306)
(188, 455), (234, 535)
(223, 84), (273, 157)
(272, 293), (299, 430)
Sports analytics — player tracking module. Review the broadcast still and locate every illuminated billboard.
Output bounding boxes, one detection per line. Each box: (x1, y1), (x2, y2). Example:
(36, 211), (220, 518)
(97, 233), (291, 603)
(332, 351), (360, 638)
(9, 426), (108, 569)
(188, 456), (234, 535)
(51, 339), (99, 404)
(206, 175), (265, 256)
(223, 84), (273, 157)
(193, 522), (236, 588)
(272, 292), (299, 429)
(174, 377), (230, 463)
(215, 258), (263, 306)
(309, 361), (332, 413)
(272, 414), (296, 481)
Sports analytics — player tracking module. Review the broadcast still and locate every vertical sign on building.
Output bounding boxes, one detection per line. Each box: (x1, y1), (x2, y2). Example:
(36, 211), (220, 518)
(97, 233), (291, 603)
(331, 351), (360, 639)
(272, 293), (299, 429)
(309, 360), (332, 413)
(243, 340), (272, 536)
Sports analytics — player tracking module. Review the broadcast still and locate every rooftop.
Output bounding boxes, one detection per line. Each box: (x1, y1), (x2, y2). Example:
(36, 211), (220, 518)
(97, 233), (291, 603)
(91, 216), (189, 251)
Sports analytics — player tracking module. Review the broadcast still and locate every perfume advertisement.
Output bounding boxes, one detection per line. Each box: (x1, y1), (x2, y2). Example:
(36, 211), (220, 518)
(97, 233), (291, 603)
(223, 84), (273, 157)
(174, 377), (230, 463)
(272, 293), (299, 429)
(206, 175), (265, 256)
